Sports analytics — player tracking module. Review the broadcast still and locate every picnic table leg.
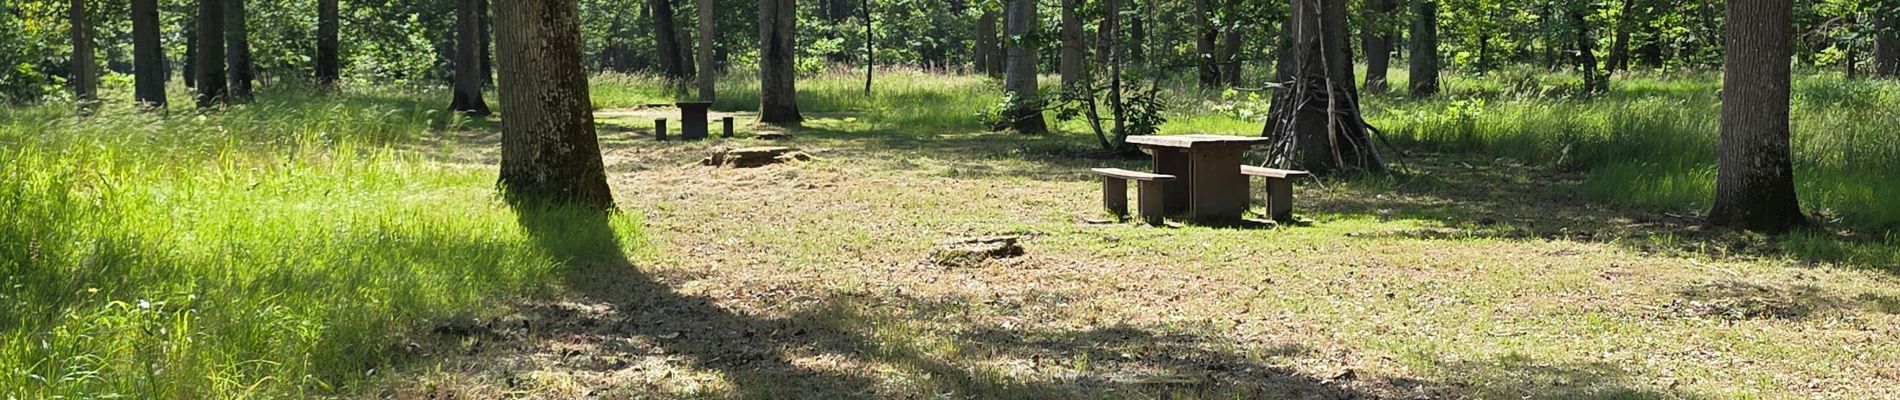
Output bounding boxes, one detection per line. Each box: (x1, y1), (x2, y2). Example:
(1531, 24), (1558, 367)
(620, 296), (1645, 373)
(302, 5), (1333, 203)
(1149, 147), (1191, 215)
(1268, 176), (1294, 222)
(1101, 176), (1128, 217)
(1187, 146), (1249, 222)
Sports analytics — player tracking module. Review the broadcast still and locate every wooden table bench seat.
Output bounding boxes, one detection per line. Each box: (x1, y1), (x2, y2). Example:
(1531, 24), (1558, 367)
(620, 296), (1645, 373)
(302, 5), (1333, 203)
(1091, 168), (1175, 225)
(1240, 166), (1311, 221)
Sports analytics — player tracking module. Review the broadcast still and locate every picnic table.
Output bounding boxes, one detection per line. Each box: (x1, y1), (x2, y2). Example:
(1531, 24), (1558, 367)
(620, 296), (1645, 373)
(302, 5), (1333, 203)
(1123, 134), (1273, 223)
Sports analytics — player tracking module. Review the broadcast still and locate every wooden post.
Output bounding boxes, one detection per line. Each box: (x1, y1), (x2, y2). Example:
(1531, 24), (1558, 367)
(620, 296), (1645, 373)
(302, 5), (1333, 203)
(655, 118), (668, 141)
(1137, 180), (1167, 225)
(722, 116), (734, 138)
(1149, 147), (1191, 215)
(1101, 177), (1128, 217)
(1268, 177), (1294, 222)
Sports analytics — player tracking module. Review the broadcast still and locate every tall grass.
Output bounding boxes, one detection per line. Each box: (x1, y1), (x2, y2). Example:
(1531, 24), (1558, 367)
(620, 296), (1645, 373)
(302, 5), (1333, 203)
(0, 85), (643, 398)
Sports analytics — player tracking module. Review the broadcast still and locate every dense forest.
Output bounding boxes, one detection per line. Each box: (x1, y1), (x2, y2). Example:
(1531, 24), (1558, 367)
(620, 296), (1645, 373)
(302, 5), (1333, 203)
(4, 0), (1896, 102)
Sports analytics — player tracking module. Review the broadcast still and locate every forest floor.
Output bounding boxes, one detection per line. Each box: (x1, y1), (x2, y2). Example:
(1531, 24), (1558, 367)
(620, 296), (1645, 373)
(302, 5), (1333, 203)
(367, 107), (1900, 399)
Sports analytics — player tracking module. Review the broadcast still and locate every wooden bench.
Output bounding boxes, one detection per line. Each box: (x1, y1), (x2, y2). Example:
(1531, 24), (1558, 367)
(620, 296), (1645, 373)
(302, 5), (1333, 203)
(1240, 166), (1311, 222)
(1091, 168), (1175, 225)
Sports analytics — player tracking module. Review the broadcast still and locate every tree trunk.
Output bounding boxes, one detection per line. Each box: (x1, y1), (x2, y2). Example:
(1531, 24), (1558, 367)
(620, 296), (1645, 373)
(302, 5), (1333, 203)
(1128, 3), (1146, 64)
(132, 0), (166, 107)
(1003, 0), (1047, 134)
(977, 10), (1001, 76)
(696, 0), (715, 99)
(195, 0), (227, 107)
(480, 0), (493, 86)
(317, 0), (339, 86)
(69, 0), (98, 104)
(184, 26), (197, 89)
(1270, 0), (1384, 174)
(1106, 0), (1125, 145)
(1878, 11), (1898, 78)
(1605, 0), (1636, 72)
(1362, 0), (1396, 92)
(1409, 0), (1439, 96)
(758, 0), (802, 123)
(449, 0), (491, 115)
(1060, 0), (1084, 90)
(1571, 5), (1604, 94)
(1220, 29), (1244, 85)
(224, 0), (252, 102)
(1194, 0), (1219, 88)
(862, 0), (872, 94)
(1844, 38), (1858, 79)
(649, 0), (686, 80)
(492, 0), (615, 209)
(1709, 0), (1803, 232)
(1636, 2), (1664, 68)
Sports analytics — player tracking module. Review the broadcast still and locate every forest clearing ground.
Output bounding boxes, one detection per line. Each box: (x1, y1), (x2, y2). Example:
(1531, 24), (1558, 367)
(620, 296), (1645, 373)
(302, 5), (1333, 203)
(370, 109), (1900, 399)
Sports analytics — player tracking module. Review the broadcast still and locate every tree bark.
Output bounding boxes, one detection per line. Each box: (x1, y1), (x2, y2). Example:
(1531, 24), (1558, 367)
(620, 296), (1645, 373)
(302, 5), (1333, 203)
(1003, 0), (1047, 134)
(184, 25), (197, 89)
(480, 0), (493, 86)
(69, 0), (98, 104)
(1128, 3), (1146, 64)
(758, 0), (802, 123)
(1223, 21), (1238, 85)
(1878, 10), (1898, 78)
(195, 0), (227, 107)
(1605, 0), (1636, 72)
(1060, 0), (1084, 90)
(225, 0), (252, 102)
(1194, 0), (1220, 88)
(1571, 4), (1605, 94)
(977, 9), (1001, 76)
(696, 0), (715, 99)
(492, 0), (615, 209)
(1709, 0), (1803, 232)
(132, 0), (166, 107)
(1409, 0), (1439, 96)
(1362, 0), (1396, 92)
(650, 0), (687, 80)
(450, 0), (491, 116)
(317, 0), (339, 86)
(1272, 0), (1383, 174)
(862, 0), (872, 94)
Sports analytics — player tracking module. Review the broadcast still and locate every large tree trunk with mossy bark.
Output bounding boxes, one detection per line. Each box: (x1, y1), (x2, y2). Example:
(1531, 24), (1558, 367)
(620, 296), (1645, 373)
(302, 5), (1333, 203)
(69, 0), (97, 104)
(225, 0), (253, 102)
(195, 0), (227, 108)
(317, 0), (339, 86)
(1409, 0), (1440, 96)
(493, 0), (615, 209)
(132, 0), (166, 107)
(758, 0), (802, 123)
(1709, 0), (1803, 232)
(1003, 0), (1047, 134)
(650, 0), (687, 80)
(1268, 0), (1384, 174)
(450, 0), (491, 116)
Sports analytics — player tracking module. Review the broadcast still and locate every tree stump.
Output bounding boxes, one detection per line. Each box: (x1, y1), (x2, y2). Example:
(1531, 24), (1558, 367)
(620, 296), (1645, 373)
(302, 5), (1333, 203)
(699, 146), (813, 168)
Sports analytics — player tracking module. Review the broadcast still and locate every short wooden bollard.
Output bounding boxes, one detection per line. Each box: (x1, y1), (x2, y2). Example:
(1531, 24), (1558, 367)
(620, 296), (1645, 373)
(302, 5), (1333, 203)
(655, 118), (668, 141)
(721, 117), (735, 138)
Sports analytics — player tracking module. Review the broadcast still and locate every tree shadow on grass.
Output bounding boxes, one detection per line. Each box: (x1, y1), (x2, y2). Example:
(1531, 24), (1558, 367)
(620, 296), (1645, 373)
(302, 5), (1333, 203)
(495, 204), (1416, 398)
(1307, 153), (1900, 274)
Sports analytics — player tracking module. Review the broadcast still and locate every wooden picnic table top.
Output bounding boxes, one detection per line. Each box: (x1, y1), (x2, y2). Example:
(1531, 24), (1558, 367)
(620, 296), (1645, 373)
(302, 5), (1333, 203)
(1123, 134), (1272, 149)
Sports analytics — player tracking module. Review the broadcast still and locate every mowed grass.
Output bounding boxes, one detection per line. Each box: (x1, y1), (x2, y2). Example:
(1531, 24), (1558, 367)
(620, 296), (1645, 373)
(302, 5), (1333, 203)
(5, 67), (1899, 399)
(0, 84), (644, 398)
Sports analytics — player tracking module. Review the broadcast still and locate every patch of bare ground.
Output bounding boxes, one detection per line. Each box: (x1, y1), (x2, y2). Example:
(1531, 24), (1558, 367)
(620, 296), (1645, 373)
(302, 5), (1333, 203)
(367, 112), (1900, 399)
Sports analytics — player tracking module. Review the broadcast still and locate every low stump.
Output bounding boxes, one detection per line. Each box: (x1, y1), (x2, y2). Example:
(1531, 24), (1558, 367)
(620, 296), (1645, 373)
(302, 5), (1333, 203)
(699, 146), (814, 168)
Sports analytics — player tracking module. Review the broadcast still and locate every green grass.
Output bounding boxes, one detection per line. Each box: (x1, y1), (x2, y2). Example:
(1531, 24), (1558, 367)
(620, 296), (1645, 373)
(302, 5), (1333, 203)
(6, 67), (1899, 399)
(1160, 66), (1900, 232)
(0, 84), (644, 398)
